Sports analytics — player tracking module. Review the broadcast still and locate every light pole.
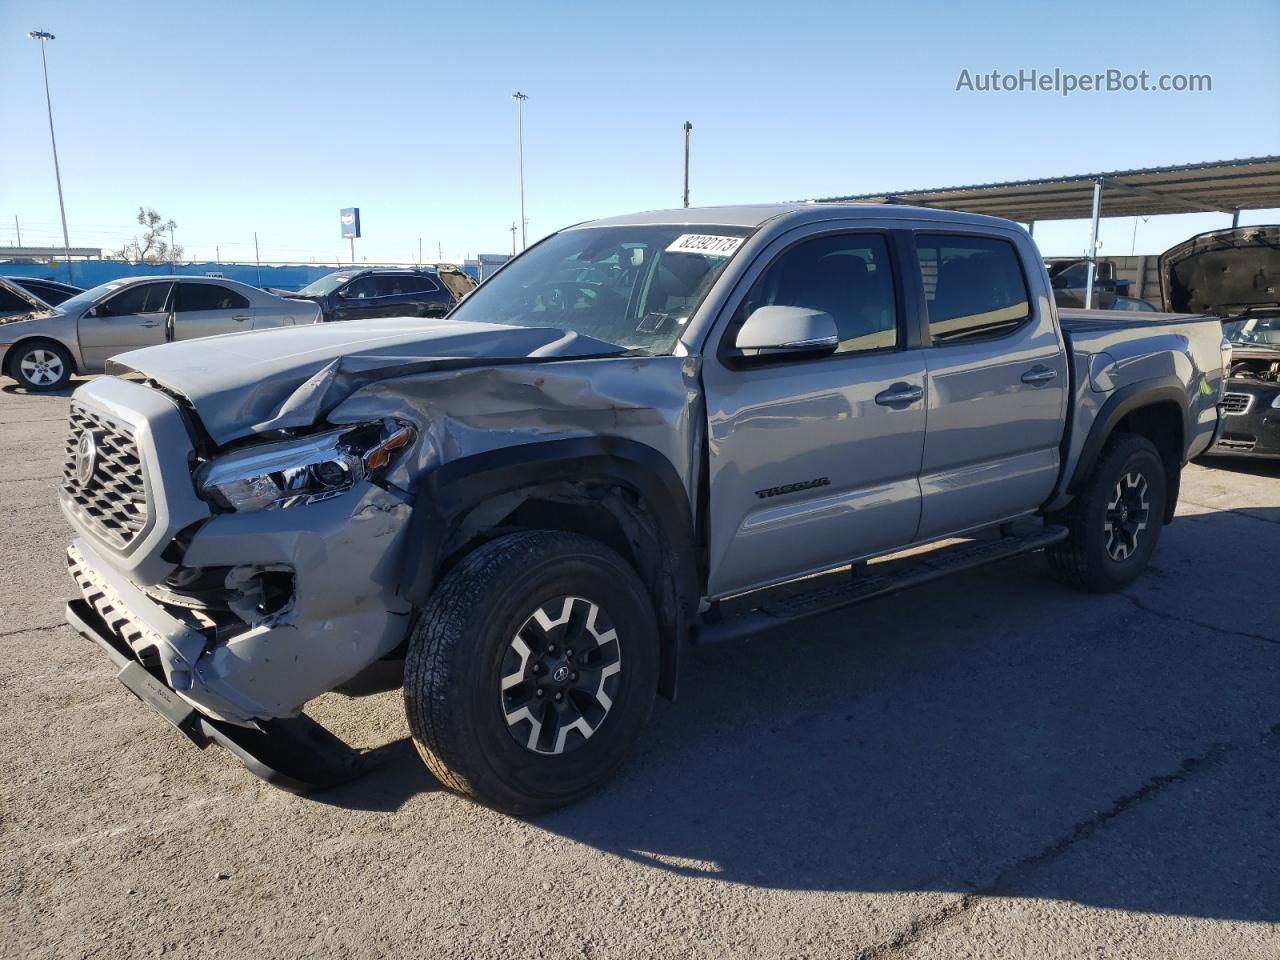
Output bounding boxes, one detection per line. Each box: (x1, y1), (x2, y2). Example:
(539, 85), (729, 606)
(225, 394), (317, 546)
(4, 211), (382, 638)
(512, 92), (528, 250)
(29, 30), (73, 283)
(682, 121), (692, 208)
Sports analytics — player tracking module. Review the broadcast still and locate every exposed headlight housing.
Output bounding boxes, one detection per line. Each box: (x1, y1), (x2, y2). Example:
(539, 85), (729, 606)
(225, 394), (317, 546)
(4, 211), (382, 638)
(197, 420), (414, 513)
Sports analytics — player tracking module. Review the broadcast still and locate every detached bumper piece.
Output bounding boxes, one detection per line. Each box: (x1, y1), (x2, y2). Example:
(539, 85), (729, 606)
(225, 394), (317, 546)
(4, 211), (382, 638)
(66, 598), (371, 794)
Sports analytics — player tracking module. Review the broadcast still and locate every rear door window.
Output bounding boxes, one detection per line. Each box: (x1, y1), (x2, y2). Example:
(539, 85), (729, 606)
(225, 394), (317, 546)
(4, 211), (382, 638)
(175, 282), (250, 311)
(390, 275), (441, 295)
(343, 276), (393, 299)
(99, 282), (173, 316)
(915, 234), (1030, 343)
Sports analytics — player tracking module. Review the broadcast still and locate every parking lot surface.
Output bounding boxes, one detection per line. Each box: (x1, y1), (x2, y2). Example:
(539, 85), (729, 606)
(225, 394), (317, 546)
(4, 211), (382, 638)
(2, 377), (1277, 960)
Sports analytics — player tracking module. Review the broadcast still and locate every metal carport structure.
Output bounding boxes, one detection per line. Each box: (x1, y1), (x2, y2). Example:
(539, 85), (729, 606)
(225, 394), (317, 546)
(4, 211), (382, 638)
(808, 155), (1280, 307)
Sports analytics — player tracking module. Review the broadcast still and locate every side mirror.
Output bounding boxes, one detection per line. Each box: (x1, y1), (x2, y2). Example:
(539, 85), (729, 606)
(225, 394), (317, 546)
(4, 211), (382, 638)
(733, 305), (838, 359)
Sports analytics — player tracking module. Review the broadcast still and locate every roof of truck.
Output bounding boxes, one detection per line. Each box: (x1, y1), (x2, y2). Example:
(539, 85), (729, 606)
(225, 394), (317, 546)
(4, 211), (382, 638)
(579, 203), (1019, 231)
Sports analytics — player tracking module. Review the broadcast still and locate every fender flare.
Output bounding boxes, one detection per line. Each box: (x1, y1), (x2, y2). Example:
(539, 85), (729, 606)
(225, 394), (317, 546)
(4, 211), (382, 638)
(399, 436), (700, 699)
(1065, 377), (1190, 521)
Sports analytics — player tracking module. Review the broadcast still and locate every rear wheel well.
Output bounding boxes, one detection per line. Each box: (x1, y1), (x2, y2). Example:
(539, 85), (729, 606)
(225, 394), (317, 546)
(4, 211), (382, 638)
(1107, 402), (1183, 522)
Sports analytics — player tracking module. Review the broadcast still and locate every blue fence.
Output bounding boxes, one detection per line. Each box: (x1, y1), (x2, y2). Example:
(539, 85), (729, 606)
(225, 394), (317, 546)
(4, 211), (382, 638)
(0, 259), (481, 293)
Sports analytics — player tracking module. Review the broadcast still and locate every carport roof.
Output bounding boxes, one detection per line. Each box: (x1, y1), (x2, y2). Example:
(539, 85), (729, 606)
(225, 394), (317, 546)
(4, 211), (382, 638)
(807, 156), (1280, 222)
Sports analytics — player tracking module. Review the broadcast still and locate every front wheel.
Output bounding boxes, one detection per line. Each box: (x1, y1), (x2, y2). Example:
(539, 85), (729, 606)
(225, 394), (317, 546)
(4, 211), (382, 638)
(9, 340), (73, 391)
(1047, 432), (1167, 592)
(404, 530), (659, 814)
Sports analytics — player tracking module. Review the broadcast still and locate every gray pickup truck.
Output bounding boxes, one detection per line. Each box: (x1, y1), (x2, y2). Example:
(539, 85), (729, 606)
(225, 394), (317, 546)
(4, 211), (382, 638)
(61, 204), (1227, 813)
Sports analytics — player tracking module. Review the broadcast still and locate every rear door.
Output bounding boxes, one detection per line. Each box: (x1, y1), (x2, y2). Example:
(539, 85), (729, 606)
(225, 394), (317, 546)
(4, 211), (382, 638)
(910, 230), (1068, 540)
(77, 281), (172, 368)
(393, 274), (449, 316)
(701, 225), (927, 597)
(172, 282), (253, 340)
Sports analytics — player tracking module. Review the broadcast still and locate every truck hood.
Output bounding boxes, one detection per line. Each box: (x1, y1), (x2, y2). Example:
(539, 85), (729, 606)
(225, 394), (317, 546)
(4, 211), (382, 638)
(1159, 225), (1280, 317)
(106, 316), (630, 445)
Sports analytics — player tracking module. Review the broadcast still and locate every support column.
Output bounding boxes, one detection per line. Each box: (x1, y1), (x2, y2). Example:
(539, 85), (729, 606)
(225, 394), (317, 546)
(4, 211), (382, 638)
(1083, 178), (1104, 310)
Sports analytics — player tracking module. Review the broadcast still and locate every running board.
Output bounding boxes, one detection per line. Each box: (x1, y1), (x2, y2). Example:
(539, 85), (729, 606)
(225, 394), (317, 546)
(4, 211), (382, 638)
(692, 526), (1068, 645)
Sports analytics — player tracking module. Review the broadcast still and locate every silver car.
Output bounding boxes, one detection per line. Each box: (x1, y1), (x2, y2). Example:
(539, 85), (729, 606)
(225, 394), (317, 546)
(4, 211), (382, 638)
(0, 275), (320, 391)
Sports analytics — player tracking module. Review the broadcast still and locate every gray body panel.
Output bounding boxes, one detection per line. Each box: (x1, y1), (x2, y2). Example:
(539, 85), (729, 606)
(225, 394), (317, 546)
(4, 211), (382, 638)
(58, 204), (1225, 723)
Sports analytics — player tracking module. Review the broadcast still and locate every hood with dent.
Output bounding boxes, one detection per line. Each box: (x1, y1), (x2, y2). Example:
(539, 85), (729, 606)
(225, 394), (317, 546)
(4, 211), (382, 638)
(106, 316), (628, 445)
(1160, 225), (1280, 317)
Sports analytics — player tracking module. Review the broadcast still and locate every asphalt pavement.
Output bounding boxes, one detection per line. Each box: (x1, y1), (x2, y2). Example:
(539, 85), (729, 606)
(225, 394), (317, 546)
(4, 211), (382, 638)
(2, 376), (1276, 959)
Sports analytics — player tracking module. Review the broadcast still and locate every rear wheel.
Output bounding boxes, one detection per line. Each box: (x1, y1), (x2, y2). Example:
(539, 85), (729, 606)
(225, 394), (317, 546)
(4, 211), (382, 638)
(404, 530), (658, 814)
(1047, 432), (1167, 592)
(9, 340), (72, 391)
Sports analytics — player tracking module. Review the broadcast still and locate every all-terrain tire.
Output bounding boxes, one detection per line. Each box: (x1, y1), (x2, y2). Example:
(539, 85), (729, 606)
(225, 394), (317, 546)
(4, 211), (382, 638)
(1047, 431), (1167, 593)
(404, 530), (659, 814)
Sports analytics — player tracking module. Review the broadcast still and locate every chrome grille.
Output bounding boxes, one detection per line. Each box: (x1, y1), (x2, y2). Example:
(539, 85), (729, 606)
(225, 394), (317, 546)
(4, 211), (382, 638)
(1221, 392), (1254, 415)
(62, 405), (149, 548)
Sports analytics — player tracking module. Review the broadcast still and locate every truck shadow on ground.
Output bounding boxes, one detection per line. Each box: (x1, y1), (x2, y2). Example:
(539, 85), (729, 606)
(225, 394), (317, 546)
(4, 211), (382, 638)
(319, 503), (1280, 923)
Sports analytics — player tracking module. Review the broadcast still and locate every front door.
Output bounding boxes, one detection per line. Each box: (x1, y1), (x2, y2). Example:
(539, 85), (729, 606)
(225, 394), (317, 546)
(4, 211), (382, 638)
(77, 281), (172, 369)
(911, 230), (1068, 540)
(172, 281), (253, 341)
(701, 227), (927, 598)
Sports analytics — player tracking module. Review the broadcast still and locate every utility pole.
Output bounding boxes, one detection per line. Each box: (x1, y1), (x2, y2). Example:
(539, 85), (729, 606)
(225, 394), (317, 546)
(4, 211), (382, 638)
(254, 232), (262, 287)
(169, 223), (176, 274)
(418, 237), (422, 264)
(216, 244), (220, 262)
(510, 222), (517, 257)
(13, 216), (21, 247)
(28, 30), (73, 283)
(512, 92), (528, 250)
(682, 121), (692, 208)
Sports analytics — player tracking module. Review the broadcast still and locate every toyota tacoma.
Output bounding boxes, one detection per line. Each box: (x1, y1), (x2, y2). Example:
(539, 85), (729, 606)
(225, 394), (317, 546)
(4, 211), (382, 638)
(61, 204), (1227, 813)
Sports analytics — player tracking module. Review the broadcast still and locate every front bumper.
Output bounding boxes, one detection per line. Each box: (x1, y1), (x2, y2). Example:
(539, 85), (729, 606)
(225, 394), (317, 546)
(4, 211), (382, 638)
(65, 598), (370, 792)
(1208, 383), (1280, 458)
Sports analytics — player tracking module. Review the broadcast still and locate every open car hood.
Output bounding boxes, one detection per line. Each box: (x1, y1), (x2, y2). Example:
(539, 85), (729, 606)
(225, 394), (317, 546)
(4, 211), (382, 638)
(1159, 225), (1280, 317)
(0, 276), (53, 320)
(106, 316), (628, 445)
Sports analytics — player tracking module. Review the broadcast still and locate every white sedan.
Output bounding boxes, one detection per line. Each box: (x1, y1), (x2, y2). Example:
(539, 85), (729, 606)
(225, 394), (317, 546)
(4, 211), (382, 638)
(0, 275), (320, 391)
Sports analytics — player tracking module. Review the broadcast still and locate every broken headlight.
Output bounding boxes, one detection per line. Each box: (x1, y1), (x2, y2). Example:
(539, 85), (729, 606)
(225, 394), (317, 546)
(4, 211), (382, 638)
(197, 421), (413, 513)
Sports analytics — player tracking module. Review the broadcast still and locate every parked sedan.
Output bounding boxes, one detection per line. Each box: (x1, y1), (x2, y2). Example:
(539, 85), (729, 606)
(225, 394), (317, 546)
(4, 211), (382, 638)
(0, 276), (50, 320)
(4, 276), (83, 306)
(280, 266), (476, 323)
(0, 276), (319, 391)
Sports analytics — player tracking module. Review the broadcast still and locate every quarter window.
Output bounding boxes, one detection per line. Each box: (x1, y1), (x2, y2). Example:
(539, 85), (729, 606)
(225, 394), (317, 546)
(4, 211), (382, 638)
(739, 233), (899, 354)
(387, 275), (440, 296)
(916, 234), (1030, 343)
(175, 282), (250, 311)
(99, 282), (172, 316)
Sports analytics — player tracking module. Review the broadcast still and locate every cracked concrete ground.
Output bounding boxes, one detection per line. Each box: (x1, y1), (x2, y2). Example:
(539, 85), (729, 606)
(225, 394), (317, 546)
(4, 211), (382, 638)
(1, 378), (1277, 960)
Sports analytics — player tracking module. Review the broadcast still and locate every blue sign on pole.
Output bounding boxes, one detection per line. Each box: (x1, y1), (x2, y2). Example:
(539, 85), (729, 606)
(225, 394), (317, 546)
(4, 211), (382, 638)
(340, 208), (361, 239)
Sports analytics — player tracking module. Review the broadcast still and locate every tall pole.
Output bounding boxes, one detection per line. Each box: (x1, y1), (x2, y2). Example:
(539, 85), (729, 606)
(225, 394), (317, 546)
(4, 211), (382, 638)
(169, 223), (176, 274)
(29, 31), (72, 283)
(510, 222), (517, 256)
(254, 232), (262, 287)
(1083, 177), (1103, 310)
(349, 236), (355, 265)
(682, 121), (692, 208)
(418, 237), (422, 264)
(512, 92), (528, 250)
(13, 216), (21, 247)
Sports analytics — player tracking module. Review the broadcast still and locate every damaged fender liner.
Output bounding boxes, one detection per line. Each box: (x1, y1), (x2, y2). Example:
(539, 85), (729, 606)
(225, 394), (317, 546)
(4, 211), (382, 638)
(66, 599), (369, 793)
(401, 436), (700, 699)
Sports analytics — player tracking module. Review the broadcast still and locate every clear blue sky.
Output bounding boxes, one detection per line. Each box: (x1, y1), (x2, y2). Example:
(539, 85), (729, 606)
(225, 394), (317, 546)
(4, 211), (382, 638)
(2, 0), (1277, 265)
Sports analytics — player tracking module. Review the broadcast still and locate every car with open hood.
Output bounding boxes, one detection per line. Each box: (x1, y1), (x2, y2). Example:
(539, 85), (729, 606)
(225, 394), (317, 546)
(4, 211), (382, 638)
(0, 275), (320, 391)
(1162, 225), (1280, 458)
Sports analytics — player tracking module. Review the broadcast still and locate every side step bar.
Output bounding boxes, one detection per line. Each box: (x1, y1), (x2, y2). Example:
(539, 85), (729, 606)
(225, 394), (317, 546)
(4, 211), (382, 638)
(693, 525), (1068, 645)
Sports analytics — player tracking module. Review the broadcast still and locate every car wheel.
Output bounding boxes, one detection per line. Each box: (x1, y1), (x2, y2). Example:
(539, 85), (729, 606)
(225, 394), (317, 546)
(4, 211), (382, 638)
(9, 340), (73, 391)
(1047, 432), (1167, 592)
(404, 530), (659, 814)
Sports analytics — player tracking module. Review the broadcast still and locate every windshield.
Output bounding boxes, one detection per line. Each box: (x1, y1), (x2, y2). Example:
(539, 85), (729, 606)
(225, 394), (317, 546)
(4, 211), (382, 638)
(449, 224), (751, 352)
(1223, 315), (1280, 346)
(295, 273), (356, 297)
(51, 280), (132, 314)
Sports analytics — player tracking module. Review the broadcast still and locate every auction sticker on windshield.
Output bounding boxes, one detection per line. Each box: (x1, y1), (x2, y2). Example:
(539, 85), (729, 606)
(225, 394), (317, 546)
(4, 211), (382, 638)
(665, 234), (744, 257)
